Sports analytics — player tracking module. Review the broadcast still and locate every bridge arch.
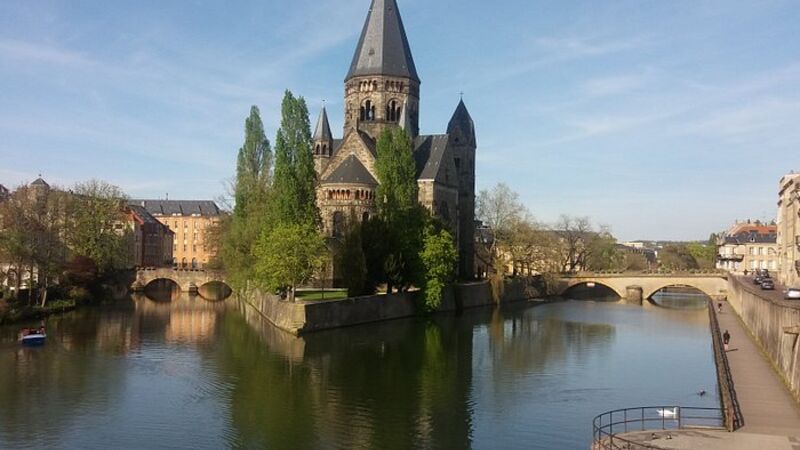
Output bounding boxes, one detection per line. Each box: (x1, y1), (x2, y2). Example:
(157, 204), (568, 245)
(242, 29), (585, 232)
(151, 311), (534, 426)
(560, 280), (625, 299)
(643, 283), (716, 301)
(133, 268), (231, 296)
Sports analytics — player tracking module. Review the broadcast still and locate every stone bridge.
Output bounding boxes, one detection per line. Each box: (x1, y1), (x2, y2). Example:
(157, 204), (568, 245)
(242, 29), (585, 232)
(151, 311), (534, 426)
(555, 272), (728, 304)
(132, 268), (229, 293)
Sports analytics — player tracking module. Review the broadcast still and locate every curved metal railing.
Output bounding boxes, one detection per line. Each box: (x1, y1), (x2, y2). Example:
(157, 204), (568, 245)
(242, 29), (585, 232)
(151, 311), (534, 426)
(707, 299), (744, 431)
(592, 406), (723, 449)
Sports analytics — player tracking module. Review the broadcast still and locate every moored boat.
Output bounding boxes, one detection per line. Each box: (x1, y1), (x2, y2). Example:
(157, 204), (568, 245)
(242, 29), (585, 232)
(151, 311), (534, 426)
(19, 328), (47, 346)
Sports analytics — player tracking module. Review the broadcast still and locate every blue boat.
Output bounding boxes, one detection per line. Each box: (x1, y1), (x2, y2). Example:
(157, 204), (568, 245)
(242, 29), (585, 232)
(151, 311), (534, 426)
(20, 328), (47, 346)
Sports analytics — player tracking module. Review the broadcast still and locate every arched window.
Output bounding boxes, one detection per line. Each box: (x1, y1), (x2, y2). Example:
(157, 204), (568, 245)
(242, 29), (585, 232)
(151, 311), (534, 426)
(191, 258), (197, 269)
(386, 100), (400, 122)
(181, 258), (187, 268)
(362, 100), (375, 121)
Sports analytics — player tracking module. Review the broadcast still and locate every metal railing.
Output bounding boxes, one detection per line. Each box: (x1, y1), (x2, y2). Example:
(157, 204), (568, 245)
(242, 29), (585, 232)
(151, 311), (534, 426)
(707, 300), (744, 431)
(592, 406), (723, 450)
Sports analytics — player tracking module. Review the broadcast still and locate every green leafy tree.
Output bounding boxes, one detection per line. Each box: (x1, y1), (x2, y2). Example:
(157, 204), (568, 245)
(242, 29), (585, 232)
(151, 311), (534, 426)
(221, 106), (273, 289)
(371, 127), (424, 292)
(420, 224), (458, 311)
(269, 91), (319, 227)
(659, 244), (699, 270)
(335, 221), (368, 297)
(67, 180), (129, 274)
(687, 242), (716, 269)
(253, 223), (327, 302)
(234, 106), (272, 217)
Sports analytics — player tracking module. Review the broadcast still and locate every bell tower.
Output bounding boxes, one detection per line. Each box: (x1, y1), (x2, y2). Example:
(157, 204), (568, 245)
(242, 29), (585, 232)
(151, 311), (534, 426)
(343, 0), (420, 140)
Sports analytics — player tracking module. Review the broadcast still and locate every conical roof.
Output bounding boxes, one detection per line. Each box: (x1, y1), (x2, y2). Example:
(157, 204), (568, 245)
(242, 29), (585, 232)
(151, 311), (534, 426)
(314, 106), (333, 141)
(346, 0), (419, 82)
(447, 100), (475, 136)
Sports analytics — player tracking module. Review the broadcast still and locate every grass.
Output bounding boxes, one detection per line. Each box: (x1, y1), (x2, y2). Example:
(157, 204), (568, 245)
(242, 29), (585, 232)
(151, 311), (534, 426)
(295, 289), (349, 301)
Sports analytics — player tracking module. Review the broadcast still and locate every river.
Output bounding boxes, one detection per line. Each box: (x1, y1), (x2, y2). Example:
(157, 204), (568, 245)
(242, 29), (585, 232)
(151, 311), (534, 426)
(0, 291), (718, 449)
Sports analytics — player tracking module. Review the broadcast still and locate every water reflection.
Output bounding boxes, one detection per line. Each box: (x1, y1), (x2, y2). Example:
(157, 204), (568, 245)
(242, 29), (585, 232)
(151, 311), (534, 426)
(0, 296), (719, 450)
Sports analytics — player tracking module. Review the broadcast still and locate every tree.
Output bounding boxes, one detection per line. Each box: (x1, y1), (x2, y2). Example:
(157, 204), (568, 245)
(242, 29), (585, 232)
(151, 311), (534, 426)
(253, 222), (327, 302)
(67, 180), (129, 274)
(376, 127), (418, 220)
(269, 91), (319, 227)
(221, 106), (274, 289)
(234, 106), (272, 217)
(659, 244), (699, 270)
(687, 242), (716, 269)
(585, 227), (623, 271)
(420, 224), (458, 311)
(555, 215), (594, 272)
(335, 221), (368, 298)
(371, 127), (424, 292)
(476, 183), (526, 257)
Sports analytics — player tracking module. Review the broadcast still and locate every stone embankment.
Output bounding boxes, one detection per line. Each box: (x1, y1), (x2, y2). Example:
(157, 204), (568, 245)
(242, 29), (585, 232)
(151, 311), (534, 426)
(241, 278), (542, 336)
(726, 275), (800, 402)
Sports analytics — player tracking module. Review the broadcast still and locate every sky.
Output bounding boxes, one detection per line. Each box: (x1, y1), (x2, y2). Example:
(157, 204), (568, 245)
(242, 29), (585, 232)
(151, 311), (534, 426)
(1, 0), (799, 241)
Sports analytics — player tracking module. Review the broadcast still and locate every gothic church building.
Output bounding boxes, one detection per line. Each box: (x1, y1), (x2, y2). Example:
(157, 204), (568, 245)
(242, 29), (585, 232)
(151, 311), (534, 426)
(313, 0), (477, 279)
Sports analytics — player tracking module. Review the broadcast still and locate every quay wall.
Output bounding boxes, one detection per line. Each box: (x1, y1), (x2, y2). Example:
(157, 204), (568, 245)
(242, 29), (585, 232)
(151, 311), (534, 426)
(726, 276), (800, 401)
(241, 279), (537, 336)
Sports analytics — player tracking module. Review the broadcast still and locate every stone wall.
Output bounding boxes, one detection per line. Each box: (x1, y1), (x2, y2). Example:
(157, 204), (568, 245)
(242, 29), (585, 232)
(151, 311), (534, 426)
(241, 280), (530, 336)
(726, 276), (800, 400)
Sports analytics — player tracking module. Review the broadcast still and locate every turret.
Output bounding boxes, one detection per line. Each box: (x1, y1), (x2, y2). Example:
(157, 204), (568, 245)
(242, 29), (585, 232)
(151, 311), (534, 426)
(448, 99), (477, 279)
(313, 106), (334, 173)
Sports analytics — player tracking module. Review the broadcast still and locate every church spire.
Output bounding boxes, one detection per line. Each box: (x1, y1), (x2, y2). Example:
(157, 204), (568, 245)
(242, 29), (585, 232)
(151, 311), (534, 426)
(346, 0), (419, 82)
(313, 105), (333, 142)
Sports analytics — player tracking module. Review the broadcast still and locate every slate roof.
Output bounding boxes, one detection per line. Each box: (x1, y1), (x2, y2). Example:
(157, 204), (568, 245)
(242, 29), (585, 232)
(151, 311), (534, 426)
(31, 177), (50, 188)
(314, 106), (333, 141)
(132, 200), (221, 217)
(323, 155), (378, 185)
(413, 134), (450, 180)
(448, 99), (475, 140)
(723, 231), (777, 245)
(346, 0), (419, 82)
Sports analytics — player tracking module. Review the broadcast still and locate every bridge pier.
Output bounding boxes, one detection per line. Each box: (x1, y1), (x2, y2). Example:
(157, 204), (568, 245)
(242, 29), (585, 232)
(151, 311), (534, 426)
(624, 285), (643, 305)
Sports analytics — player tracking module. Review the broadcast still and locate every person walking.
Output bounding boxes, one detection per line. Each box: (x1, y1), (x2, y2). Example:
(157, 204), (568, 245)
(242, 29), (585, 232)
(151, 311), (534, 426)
(723, 329), (731, 351)
(717, 302), (723, 313)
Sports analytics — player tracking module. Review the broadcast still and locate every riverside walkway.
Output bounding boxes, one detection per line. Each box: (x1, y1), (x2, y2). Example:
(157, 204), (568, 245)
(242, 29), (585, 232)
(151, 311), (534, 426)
(717, 279), (800, 436)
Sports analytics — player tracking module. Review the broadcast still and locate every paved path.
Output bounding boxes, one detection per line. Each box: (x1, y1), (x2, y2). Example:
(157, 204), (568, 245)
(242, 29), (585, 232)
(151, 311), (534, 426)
(717, 295), (800, 436)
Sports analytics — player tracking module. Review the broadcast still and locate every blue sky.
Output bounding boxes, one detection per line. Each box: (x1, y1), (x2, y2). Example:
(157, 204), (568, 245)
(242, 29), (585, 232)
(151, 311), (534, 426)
(1, 0), (799, 240)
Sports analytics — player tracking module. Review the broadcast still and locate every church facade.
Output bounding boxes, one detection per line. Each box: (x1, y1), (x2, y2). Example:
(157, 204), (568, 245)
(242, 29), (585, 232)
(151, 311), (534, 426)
(313, 0), (477, 279)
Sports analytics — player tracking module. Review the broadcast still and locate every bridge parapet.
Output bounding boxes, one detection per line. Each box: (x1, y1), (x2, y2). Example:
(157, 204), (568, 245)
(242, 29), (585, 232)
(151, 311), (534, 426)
(556, 272), (728, 304)
(133, 267), (229, 293)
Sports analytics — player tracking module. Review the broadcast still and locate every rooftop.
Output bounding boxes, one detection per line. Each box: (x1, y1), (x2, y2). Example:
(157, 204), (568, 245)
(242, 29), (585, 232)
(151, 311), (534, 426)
(132, 199), (222, 217)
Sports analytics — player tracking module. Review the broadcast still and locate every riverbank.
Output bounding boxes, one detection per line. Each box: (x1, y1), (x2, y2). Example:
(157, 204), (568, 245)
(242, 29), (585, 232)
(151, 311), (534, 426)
(0, 299), (77, 325)
(241, 278), (546, 335)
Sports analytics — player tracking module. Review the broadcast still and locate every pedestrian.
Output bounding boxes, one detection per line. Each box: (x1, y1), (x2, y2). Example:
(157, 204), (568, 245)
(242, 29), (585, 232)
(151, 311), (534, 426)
(744, 269), (749, 276)
(717, 302), (723, 313)
(723, 329), (731, 351)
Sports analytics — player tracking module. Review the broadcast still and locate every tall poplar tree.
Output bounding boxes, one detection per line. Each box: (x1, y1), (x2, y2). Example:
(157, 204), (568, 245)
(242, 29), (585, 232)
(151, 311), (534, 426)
(269, 90), (319, 227)
(372, 127), (424, 292)
(234, 106), (272, 217)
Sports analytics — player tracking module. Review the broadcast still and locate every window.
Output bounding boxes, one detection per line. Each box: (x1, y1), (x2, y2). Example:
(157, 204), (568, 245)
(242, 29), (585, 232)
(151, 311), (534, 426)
(749, 247), (756, 255)
(758, 247), (764, 255)
(332, 211), (345, 238)
(191, 258), (197, 269)
(750, 260), (757, 269)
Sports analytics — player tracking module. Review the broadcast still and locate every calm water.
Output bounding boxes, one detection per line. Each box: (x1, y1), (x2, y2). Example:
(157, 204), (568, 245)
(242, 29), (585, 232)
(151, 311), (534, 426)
(0, 294), (718, 450)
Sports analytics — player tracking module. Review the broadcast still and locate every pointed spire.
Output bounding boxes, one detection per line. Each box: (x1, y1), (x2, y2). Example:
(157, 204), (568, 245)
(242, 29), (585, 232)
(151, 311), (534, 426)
(313, 106), (333, 142)
(448, 99), (475, 144)
(346, 0), (419, 82)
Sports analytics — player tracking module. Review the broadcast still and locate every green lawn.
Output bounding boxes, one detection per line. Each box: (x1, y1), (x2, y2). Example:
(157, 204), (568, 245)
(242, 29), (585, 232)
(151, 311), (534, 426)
(295, 289), (349, 301)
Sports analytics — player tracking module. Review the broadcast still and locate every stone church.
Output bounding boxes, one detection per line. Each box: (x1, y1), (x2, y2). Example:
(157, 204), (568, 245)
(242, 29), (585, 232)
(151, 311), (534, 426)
(313, 0), (477, 279)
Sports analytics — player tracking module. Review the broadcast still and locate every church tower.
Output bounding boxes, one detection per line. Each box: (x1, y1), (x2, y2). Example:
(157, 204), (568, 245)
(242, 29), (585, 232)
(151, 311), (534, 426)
(343, 0), (420, 140)
(448, 100), (477, 279)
